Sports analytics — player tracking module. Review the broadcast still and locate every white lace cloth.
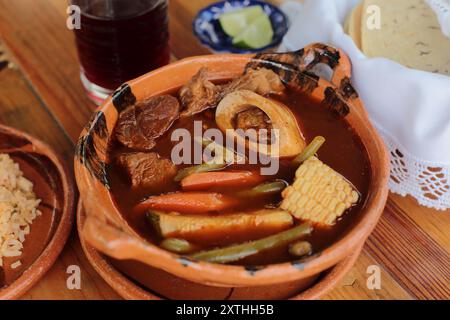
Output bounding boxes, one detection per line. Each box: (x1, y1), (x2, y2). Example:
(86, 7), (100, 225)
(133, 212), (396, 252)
(280, 0), (450, 210)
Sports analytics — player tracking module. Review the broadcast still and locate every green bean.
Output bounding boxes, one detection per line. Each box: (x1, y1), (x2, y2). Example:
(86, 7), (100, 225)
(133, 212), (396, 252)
(190, 223), (312, 264)
(292, 136), (326, 166)
(288, 241), (312, 257)
(160, 238), (197, 254)
(236, 180), (287, 198)
(174, 163), (226, 181)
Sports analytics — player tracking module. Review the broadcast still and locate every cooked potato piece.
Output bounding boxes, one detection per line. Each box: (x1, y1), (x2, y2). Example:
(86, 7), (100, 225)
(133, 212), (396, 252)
(147, 209), (293, 245)
(281, 157), (359, 226)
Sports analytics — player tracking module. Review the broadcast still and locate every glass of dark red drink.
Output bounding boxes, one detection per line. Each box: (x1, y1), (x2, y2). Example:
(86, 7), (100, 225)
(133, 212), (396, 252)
(71, 0), (170, 104)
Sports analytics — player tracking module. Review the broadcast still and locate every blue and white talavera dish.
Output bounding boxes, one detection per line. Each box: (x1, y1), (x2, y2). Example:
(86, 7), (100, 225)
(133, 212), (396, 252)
(193, 0), (289, 53)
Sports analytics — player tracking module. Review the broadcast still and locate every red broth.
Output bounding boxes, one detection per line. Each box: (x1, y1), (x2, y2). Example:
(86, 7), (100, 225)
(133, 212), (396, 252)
(107, 88), (371, 265)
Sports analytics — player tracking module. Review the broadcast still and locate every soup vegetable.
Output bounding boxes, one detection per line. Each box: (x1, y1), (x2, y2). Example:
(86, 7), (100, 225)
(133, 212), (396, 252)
(108, 65), (370, 266)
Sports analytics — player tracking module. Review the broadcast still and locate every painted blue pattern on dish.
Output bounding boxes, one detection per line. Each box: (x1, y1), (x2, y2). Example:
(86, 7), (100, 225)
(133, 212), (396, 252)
(193, 0), (289, 53)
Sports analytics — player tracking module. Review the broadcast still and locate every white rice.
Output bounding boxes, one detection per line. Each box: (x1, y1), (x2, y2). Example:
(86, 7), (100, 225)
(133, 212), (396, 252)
(0, 154), (41, 267)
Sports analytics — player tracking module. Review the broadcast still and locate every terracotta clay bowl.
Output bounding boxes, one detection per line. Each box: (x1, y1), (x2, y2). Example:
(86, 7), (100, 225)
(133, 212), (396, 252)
(0, 125), (75, 300)
(74, 43), (389, 299)
(77, 200), (363, 300)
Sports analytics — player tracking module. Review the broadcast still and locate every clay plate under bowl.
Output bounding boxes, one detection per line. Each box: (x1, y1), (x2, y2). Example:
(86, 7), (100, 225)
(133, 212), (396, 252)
(0, 125), (75, 300)
(77, 200), (363, 300)
(75, 43), (389, 293)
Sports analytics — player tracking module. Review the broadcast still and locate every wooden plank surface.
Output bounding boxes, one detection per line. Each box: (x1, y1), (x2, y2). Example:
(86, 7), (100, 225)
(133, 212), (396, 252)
(0, 41), (120, 300)
(0, 0), (96, 142)
(0, 0), (448, 300)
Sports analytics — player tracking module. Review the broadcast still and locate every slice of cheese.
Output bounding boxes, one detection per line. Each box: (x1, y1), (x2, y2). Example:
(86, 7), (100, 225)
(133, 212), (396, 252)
(361, 0), (450, 76)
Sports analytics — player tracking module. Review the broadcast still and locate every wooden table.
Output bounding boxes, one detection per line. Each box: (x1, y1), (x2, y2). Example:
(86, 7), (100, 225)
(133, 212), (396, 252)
(0, 0), (448, 300)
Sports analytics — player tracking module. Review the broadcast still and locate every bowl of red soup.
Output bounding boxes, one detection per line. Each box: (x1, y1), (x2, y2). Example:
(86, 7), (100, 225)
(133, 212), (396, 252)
(74, 43), (389, 299)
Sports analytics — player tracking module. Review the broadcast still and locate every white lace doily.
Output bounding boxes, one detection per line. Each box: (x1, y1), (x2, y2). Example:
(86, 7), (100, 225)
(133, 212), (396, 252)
(374, 122), (450, 210)
(280, 0), (450, 210)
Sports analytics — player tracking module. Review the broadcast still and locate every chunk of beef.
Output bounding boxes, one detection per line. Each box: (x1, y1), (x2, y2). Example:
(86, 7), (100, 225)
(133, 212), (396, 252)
(115, 95), (180, 151)
(117, 152), (177, 189)
(179, 68), (284, 118)
(179, 68), (221, 118)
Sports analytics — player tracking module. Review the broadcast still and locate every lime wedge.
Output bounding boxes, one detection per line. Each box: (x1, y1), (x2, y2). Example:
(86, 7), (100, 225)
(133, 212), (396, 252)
(219, 6), (265, 37)
(232, 14), (274, 49)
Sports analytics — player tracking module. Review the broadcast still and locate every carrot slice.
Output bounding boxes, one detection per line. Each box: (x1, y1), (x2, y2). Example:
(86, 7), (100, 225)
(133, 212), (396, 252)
(180, 170), (265, 191)
(133, 192), (238, 215)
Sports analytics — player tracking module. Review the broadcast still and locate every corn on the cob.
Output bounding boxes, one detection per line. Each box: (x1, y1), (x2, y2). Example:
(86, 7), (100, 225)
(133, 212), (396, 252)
(281, 156), (359, 226)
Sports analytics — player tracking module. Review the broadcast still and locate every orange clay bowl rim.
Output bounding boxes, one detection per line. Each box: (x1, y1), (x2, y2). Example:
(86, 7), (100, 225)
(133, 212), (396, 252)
(77, 199), (364, 300)
(0, 125), (75, 300)
(75, 51), (389, 287)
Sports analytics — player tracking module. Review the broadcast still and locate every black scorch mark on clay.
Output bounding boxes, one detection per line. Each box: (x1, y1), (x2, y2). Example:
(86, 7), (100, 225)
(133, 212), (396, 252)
(0, 60), (8, 71)
(112, 83), (136, 113)
(246, 51), (319, 93)
(178, 257), (196, 267)
(76, 111), (110, 188)
(339, 77), (358, 100)
(323, 87), (350, 116)
(244, 265), (265, 276)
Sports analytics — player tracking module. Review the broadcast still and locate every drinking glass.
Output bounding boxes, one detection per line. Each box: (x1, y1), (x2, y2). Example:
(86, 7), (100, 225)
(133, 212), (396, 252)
(71, 0), (170, 104)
